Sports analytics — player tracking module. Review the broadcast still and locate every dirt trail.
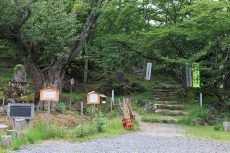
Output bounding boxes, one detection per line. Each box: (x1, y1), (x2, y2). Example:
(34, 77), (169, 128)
(134, 111), (185, 137)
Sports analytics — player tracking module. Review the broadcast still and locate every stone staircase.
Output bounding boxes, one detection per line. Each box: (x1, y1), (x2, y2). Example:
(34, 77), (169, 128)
(145, 83), (187, 124)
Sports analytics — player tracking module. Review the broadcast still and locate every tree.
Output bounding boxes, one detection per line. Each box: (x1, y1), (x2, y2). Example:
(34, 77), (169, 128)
(0, 0), (111, 102)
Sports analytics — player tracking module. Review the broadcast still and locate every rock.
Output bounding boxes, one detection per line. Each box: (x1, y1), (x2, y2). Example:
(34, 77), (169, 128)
(144, 103), (157, 112)
(0, 107), (4, 113)
(1, 135), (12, 147)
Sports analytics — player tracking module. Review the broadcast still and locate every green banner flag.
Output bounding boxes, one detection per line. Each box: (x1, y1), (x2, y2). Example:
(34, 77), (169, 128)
(192, 63), (200, 88)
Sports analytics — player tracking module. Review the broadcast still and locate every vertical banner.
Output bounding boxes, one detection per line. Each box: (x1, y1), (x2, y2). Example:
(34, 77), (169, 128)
(192, 63), (200, 88)
(112, 90), (114, 103)
(145, 62), (152, 80)
(185, 64), (192, 87)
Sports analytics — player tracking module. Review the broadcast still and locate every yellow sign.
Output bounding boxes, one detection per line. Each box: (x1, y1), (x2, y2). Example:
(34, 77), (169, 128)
(40, 87), (59, 102)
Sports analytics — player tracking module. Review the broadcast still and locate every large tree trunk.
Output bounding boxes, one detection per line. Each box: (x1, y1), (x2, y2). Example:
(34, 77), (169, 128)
(25, 58), (44, 104)
(26, 58), (65, 105)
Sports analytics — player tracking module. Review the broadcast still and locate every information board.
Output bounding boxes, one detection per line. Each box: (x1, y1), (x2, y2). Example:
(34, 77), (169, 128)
(87, 91), (100, 104)
(7, 103), (34, 119)
(40, 88), (59, 102)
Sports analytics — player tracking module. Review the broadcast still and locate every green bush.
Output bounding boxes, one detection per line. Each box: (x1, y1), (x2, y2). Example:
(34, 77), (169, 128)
(178, 105), (213, 125)
(74, 124), (92, 137)
(74, 113), (107, 137)
(94, 113), (107, 133)
(56, 102), (67, 113)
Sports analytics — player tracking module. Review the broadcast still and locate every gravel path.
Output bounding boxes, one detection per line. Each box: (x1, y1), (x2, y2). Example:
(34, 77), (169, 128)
(14, 121), (230, 153)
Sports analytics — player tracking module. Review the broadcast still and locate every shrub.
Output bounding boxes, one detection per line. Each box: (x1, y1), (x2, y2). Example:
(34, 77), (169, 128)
(74, 124), (91, 137)
(94, 113), (107, 133)
(56, 102), (67, 113)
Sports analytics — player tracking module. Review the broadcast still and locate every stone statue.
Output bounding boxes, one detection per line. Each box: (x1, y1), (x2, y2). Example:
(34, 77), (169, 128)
(13, 64), (27, 83)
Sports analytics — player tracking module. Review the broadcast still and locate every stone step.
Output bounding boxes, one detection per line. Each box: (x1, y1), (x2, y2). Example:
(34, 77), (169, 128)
(155, 104), (184, 110)
(155, 109), (188, 116)
(153, 89), (175, 92)
(154, 94), (176, 98)
(153, 92), (175, 96)
(154, 101), (179, 104)
(142, 115), (180, 124)
(155, 97), (177, 101)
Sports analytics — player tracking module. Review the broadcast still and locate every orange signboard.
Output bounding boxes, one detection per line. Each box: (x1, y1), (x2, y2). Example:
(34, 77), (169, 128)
(40, 87), (59, 102)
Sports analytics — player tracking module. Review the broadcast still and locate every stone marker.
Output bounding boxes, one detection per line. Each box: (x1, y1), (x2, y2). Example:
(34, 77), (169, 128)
(1, 135), (12, 147)
(15, 119), (27, 135)
(13, 64), (27, 83)
(223, 121), (230, 131)
(7, 130), (17, 137)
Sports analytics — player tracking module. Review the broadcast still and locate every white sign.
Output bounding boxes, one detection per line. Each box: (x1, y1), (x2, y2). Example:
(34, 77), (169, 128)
(70, 78), (75, 85)
(44, 91), (56, 99)
(112, 90), (114, 102)
(145, 63), (152, 80)
(89, 94), (99, 103)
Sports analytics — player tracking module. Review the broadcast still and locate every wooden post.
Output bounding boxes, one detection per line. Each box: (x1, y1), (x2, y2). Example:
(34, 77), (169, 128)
(47, 101), (51, 128)
(110, 98), (113, 112)
(81, 101), (83, 125)
(97, 104), (100, 117)
(2, 96), (5, 107)
(90, 105), (93, 126)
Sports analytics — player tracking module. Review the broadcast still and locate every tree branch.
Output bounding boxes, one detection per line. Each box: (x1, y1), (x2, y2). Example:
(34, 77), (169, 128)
(57, 0), (111, 66)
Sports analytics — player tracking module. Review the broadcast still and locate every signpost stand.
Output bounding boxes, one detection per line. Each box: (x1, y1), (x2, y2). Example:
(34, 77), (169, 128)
(90, 105), (93, 126)
(70, 78), (74, 110)
(87, 91), (106, 127)
(40, 87), (59, 128)
(47, 100), (51, 128)
(81, 101), (83, 126)
(200, 92), (203, 110)
(111, 90), (114, 112)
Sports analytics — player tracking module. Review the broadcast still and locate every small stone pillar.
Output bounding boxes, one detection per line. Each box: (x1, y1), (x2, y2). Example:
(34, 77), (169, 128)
(1, 135), (12, 147)
(223, 121), (230, 131)
(14, 119), (27, 135)
(7, 130), (17, 137)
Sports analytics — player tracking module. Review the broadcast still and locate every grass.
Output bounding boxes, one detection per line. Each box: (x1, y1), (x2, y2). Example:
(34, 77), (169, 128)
(184, 125), (230, 142)
(62, 92), (86, 100)
(9, 116), (137, 150)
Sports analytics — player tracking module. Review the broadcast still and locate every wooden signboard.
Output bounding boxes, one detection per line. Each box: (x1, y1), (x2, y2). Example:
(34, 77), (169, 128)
(87, 91), (100, 104)
(40, 88), (59, 102)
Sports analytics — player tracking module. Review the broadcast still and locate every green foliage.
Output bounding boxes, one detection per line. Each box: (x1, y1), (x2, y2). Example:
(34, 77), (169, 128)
(12, 123), (67, 150)
(94, 113), (107, 132)
(179, 105), (212, 126)
(74, 124), (93, 137)
(74, 113), (107, 137)
(11, 136), (28, 150)
(56, 102), (67, 114)
(13, 64), (24, 73)
(98, 78), (146, 96)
